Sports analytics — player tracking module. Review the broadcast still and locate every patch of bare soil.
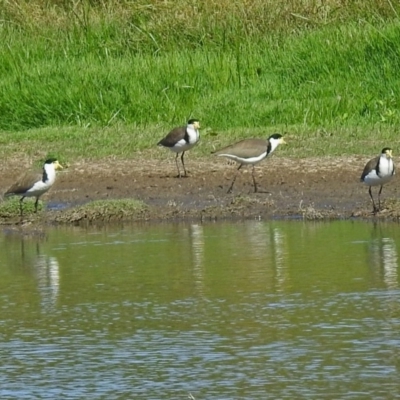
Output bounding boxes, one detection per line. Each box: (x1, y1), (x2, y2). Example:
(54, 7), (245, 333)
(2, 154), (400, 224)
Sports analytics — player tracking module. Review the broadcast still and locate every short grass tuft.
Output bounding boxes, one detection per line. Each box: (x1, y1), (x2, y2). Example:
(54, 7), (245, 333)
(0, 197), (44, 219)
(56, 199), (149, 224)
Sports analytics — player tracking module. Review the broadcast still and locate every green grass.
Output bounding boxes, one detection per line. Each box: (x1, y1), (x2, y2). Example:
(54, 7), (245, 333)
(1, 123), (400, 164)
(0, 197), (148, 223)
(56, 199), (148, 223)
(1, 0), (400, 159)
(0, 196), (44, 219)
(3, 23), (400, 131)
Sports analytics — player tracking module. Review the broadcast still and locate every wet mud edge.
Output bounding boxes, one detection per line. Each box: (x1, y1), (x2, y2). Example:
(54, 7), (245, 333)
(1, 155), (400, 225)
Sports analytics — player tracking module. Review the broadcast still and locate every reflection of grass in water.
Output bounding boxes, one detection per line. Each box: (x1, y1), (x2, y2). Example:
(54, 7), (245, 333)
(58, 199), (148, 223)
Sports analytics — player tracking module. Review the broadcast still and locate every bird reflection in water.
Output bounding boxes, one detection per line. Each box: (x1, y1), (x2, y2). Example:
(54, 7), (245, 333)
(189, 223), (205, 297)
(34, 252), (60, 312)
(369, 235), (398, 290)
(15, 233), (61, 313)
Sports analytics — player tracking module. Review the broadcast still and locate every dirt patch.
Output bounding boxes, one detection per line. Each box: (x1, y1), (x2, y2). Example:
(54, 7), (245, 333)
(1, 154), (400, 224)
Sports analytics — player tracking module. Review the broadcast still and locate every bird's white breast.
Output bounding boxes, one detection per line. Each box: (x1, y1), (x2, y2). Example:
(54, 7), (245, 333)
(186, 126), (200, 145)
(363, 157), (394, 186)
(378, 157), (395, 177)
(25, 180), (52, 197)
(170, 127), (199, 153)
(217, 152), (267, 165)
(170, 139), (195, 153)
(25, 165), (57, 197)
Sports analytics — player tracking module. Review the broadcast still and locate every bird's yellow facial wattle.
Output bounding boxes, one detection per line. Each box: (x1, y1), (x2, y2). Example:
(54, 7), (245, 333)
(280, 138), (287, 145)
(193, 121), (200, 129)
(54, 160), (63, 170)
(386, 150), (393, 159)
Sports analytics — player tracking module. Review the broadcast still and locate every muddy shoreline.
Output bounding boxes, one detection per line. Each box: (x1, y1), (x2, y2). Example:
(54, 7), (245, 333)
(1, 155), (400, 225)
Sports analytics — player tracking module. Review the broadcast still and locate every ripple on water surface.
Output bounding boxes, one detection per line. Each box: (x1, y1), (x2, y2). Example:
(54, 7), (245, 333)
(0, 221), (399, 399)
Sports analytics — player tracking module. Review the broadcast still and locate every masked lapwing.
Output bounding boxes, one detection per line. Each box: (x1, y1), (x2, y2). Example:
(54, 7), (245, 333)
(4, 158), (63, 217)
(360, 147), (395, 213)
(157, 119), (200, 177)
(212, 133), (286, 193)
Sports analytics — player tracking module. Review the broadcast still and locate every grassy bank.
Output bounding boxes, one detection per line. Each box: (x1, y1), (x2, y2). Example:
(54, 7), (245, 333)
(1, 0), (400, 159)
(0, 123), (399, 165)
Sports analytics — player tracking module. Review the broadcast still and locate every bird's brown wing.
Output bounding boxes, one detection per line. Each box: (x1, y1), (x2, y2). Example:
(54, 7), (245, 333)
(212, 138), (268, 158)
(360, 156), (379, 181)
(157, 126), (186, 147)
(5, 170), (42, 196)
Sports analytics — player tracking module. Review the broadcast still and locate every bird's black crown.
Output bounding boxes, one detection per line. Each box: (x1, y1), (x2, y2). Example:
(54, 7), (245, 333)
(268, 133), (283, 140)
(45, 158), (58, 164)
(381, 147), (392, 153)
(187, 119), (199, 125)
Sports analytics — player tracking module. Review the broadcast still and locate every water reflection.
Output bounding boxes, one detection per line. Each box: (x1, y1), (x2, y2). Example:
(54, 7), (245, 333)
(242, 221), (270, 260)
(368, 234), (399, 290)
(34, 252), (60, 312)
(0, 221), (399, 400)
(246, 223), (290, 292)
(221, 222), (291, 293)
(271, 227), (289, 293)
(189, 223), (205, 297)
(2, 232), (60, 312)
(381, 238), (398, 290)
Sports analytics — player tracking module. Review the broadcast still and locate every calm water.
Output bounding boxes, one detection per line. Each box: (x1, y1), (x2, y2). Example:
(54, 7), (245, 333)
(0, 220), (399, 399)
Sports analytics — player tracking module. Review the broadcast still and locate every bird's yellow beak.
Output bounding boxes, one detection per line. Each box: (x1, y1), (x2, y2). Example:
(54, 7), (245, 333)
(387, 150), (393, 158)
(54, 160), (63, 170)
(280, 138), (287, 145)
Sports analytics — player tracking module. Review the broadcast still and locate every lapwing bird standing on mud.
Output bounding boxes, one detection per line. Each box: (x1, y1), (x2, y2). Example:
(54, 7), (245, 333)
(4, 158), (63, 217)
(212, 133), (286, 193)
(157, 119), (200, 177)
(360, 147), (395, 213)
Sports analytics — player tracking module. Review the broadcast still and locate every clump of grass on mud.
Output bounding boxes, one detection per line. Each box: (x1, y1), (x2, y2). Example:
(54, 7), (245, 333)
(0, 197), (44, 223)
(54, 199), (148, 224)
(298, 201), (339, 220)
(371, 199), (400, 220)
(200, 194), (275, 220)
